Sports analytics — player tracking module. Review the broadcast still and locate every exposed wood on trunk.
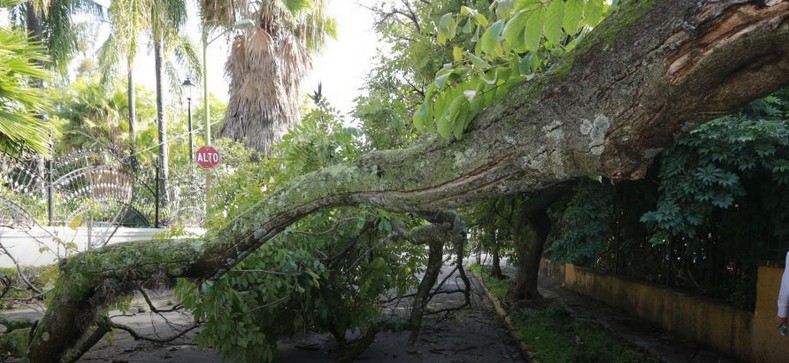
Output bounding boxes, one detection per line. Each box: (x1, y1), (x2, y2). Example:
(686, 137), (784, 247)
(26, 1), (789, 361)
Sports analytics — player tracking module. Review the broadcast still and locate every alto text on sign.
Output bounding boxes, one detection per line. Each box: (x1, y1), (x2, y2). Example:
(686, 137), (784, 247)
(196, 146), (220, 169)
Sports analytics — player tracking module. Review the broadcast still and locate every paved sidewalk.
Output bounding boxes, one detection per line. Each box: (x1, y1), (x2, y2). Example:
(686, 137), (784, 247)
(532, 274), (739, 363)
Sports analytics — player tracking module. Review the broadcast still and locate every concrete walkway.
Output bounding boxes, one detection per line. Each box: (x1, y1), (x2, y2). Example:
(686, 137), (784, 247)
(531, 271), (739, 363)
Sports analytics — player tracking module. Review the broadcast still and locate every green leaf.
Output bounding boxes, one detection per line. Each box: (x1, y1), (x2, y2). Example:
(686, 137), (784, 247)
(462, 18), (475, 34)
(460, 6), (477, 17)
(563, 0), (584, 35)
(544, 0), (564, 45)
(68, 215), (83, 230)
(413, 103), (428, 131)
(437, 13), (457, 45)
(475, 13), (490, 27)
(453, 46), (463, 63)
(284, 0), (312, 13)
(514, 0), (543, 12)
(480, 19), (505, 57)
(519, 54), (532, 74)
(468, 52), (491, 70)
(462, 6), (490, 27)
(471, 25), (481, 44)
(584, 0), (605, 26)
(444, 94), (467, 140)
(436, 108), (453, 140)
(433, 91), (451, 134)
(434, 66), (454, 88)
(481, 68), (499, 85)
(503, 10), (530, 53)
(524, 8), (545, 52)
(529, 51), (543, 72)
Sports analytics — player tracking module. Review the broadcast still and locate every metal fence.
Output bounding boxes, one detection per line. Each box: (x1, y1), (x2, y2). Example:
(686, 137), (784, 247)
(0, 148), (205, 250)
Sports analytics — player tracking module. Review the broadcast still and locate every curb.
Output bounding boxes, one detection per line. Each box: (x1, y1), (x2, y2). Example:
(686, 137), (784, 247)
(470, 270), (539, 363)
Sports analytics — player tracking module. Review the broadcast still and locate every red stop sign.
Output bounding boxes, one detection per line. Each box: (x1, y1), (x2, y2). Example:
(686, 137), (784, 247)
(196, 145), (220, 169)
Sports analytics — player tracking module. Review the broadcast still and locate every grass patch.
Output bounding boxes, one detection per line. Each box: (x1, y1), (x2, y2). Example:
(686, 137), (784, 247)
(468, 263), (511, 299)
(515, 303), (662, 363)
(471, 263), (661, 363)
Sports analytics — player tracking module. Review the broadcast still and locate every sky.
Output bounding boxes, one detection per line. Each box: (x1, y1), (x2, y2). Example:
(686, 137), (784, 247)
(134, 0), (383, 117)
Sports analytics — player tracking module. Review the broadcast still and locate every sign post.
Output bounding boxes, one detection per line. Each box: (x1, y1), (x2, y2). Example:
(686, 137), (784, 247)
(196, 145), (220, 169)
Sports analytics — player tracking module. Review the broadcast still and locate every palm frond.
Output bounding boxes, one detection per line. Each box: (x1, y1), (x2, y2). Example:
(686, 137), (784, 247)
(199, 0), (236, 25)
(166, 33), (201, 82)
(97, 34), (121, 90)
(0, 28), (51, 156)
(220, 0), (334, 153)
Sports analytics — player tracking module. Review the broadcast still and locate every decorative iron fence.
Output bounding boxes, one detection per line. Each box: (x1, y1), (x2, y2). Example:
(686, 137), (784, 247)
(0, 149), (205, 250)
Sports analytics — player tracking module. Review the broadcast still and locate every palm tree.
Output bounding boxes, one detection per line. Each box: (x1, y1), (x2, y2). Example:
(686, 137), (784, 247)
(149, 0), (199, 214)
(96, 0), (198, 213)
(97, 0), (152, 163)
(0, 26), (50, 156)
(9, 0), (102, 74)
(219, 0), (336, 154)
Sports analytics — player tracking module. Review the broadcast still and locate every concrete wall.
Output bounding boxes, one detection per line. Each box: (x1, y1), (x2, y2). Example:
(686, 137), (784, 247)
(540, 260), (788, 363)
(751, 265), (789, 363)
(0, 227), (205, 267)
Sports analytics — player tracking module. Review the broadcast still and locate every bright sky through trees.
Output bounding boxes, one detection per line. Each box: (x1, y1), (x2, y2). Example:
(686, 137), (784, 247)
(130, 0), (381, 116)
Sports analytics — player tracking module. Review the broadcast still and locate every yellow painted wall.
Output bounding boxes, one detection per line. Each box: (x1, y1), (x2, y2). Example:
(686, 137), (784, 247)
(751, 265), (789, 363)
(541, 261), (770, 362)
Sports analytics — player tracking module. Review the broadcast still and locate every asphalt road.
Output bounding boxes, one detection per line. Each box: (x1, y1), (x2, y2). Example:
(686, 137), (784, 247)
(70, 264), (524, 362)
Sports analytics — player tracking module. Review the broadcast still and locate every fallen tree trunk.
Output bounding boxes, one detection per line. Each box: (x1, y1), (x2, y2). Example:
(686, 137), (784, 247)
(27, 1), (789, 361)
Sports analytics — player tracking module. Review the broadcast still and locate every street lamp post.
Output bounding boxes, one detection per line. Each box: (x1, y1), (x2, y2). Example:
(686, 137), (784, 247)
(182, 78), (195, 163)
(201, 19), (254, 146)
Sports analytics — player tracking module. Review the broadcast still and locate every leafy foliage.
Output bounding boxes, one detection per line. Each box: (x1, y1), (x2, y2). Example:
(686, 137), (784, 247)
(549, 180), (612, 265)
(545, 89), (789, 309)
(414, 0), (610, 140)
(353, 56), (422, 150)
(178, 101), (425, 362)
(0, 28), (51, 156)
(52, 78), (127, 151)
(641, 115), (789, 244)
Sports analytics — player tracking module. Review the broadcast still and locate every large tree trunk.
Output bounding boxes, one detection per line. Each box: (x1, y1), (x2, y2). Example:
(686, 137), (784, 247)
(489, 228), (504, 279)
(508, 208), (551, 301)
(508, 188), (565, 301)
(26, 2), (789, 361)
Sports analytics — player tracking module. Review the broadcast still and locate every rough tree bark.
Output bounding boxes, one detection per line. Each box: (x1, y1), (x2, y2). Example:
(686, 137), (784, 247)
(26, 1), (789, 361)
(507, 187), (565, 301)
(404, 211), (468, 344)
(488, 227), (504, 279)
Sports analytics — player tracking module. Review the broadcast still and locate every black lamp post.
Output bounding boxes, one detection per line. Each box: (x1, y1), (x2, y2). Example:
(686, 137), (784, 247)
(182, 78), (195, 163)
